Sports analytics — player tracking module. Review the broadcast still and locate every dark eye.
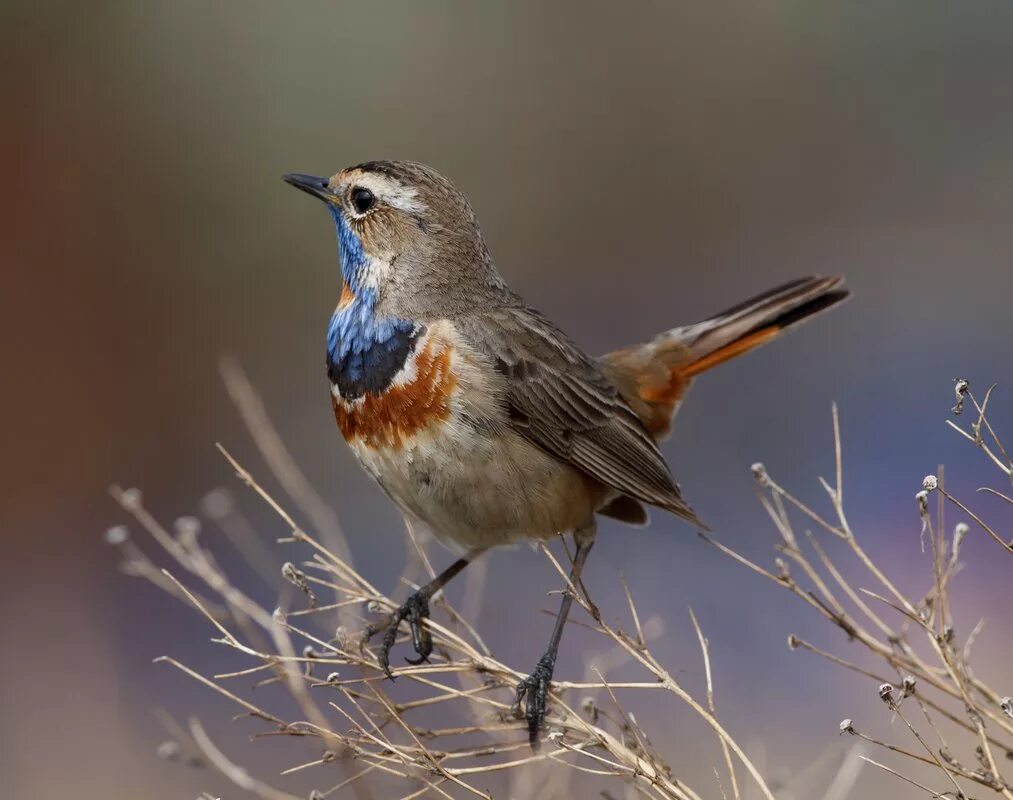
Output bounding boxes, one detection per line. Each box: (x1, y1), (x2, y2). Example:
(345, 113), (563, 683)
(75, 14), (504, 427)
(351, 187), (375, 214)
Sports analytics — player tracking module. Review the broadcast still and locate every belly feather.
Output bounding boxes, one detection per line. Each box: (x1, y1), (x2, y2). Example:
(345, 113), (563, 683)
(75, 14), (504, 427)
(331, 322), (601, 550)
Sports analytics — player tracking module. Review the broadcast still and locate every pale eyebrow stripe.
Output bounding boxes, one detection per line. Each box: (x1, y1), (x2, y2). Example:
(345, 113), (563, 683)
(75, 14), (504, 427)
(356, 173), (427, 214)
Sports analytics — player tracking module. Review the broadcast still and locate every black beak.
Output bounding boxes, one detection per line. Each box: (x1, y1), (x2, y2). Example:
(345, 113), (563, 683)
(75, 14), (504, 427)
(282, 173), (334, 201)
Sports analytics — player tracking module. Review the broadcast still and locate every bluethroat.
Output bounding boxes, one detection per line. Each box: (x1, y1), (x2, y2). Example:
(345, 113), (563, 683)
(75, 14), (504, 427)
(284, 161), (849, 744)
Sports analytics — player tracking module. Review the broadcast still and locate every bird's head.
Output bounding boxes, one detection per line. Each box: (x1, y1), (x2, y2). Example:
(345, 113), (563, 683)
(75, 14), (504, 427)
(284, 161), (506, 317)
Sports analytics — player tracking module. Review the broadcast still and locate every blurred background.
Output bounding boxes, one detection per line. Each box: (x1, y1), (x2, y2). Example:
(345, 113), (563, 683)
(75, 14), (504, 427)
(3, 1), (1012, 797)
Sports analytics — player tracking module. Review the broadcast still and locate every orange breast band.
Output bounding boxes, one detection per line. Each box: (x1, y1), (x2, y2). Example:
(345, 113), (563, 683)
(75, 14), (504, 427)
(332, 337), (457, 450)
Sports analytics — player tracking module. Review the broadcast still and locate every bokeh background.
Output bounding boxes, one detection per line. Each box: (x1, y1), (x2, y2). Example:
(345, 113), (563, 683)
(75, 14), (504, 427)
(3, 1), (1012, 797)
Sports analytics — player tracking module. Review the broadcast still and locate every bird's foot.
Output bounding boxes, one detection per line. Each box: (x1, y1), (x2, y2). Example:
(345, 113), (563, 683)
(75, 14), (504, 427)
(513, 651), (556, 746)
(366, 590), (432, 680)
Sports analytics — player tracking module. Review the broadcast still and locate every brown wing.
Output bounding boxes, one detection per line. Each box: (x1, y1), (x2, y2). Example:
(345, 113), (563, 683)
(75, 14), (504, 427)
(456, 305), (705, 528)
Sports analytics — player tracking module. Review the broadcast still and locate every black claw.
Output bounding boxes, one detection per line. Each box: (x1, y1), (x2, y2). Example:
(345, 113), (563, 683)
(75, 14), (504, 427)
(513, 652), (556, 746)
(368, 590), (432, 679)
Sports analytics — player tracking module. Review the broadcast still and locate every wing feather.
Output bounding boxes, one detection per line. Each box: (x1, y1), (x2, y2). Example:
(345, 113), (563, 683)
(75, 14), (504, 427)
(456, 306), (704, 527)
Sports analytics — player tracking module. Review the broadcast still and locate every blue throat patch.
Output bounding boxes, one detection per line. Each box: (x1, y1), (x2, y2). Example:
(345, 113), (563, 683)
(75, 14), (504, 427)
(325, 208), (421, 399)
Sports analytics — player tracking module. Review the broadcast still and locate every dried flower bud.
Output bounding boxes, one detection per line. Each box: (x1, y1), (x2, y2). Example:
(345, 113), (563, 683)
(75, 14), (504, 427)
(272, 607), (286, 624)
(119, 487), (143, 508)
(952, 378), (969, 415)
(787, 634), (800, 650)
(922, 475), (938, 492)
(156, 740), (180, 761)
(281, 562), (317, 608)
(774, 558), (790, 580)
(104, 525), (129, 545)
(839, 718), (855, 735)
(751, 462), (769, 486)
(174, 516), (201, 546)
(176, 515), (200, 534)
(1001, 697), (1012, 719)
(200, 488), (234, 519)
(878, 683), (895, 704)
(951, 523), (969, 565)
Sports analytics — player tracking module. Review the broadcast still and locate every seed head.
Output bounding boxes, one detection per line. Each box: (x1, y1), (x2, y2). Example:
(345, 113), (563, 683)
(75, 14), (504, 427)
(156, 740), (180, 761)
(119, 487), (143, 508)
(174, 516), (201, 539)
(104, 525), (129, 545)
(200, 488), (234, 519)
(952, 378), (969, 415)
(951, 523), (969, 564)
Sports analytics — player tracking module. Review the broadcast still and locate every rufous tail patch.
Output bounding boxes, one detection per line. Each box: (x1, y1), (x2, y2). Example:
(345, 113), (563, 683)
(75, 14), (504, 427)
(679, 325), (781, 378)
(634, 325), (782, 437)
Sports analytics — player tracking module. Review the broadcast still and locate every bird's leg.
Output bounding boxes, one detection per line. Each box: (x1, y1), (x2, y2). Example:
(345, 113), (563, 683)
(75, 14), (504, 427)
(366, 556), (470, 679)
(514, 528), (595, 746)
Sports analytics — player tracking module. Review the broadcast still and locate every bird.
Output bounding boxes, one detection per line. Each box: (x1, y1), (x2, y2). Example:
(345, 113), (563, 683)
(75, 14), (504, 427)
(283, 161), (849, 744)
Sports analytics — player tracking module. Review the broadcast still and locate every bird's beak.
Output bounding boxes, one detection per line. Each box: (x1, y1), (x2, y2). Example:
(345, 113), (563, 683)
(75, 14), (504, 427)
(282, 173), (336, 202)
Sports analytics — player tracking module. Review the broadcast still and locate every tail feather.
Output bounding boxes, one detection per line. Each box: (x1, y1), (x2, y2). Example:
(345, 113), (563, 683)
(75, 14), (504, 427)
(684, 275), (848, 363)
(600, 275), (849, 439)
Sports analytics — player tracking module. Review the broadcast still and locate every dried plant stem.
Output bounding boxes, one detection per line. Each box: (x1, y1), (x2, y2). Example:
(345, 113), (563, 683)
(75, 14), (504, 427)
(112, 445), (771, 799)
(110, 367), (1010, 799)
(712, 389), (1012, 798)
(689, 607), (740, 800)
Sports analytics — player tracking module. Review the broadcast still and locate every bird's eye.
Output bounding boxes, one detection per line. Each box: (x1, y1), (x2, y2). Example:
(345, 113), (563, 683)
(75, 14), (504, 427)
(350, 187), (375, 214)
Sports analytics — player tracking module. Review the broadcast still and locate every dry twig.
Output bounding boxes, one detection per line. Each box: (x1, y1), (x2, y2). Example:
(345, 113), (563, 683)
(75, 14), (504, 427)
(708, 383), (1012, 798)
